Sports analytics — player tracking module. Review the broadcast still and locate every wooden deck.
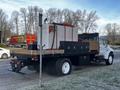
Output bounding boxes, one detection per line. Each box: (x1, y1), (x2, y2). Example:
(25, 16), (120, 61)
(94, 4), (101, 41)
(10, 48), (64, 56)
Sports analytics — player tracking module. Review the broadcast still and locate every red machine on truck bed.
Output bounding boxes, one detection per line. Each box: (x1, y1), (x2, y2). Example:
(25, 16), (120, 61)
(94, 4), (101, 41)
(10, 34), (37, 47)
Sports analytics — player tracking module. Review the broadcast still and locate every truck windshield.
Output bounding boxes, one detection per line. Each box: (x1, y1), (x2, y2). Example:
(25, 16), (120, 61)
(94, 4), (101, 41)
(99, 39), (108, 45)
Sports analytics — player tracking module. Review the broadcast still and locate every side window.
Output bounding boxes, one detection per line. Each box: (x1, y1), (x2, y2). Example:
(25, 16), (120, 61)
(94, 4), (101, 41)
(99, 39), (104, 45)
(99, 39), (107, 46)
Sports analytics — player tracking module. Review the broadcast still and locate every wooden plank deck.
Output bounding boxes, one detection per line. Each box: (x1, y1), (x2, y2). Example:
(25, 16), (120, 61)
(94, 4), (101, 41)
(9, 48), (64, 56)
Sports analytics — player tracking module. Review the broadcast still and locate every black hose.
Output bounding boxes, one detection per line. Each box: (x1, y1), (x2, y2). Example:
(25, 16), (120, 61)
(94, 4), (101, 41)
(51, 24), (56, 49)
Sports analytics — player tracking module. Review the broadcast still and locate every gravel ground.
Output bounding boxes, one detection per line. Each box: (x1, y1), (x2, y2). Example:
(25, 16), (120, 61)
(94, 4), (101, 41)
(20, 62), (120, 90)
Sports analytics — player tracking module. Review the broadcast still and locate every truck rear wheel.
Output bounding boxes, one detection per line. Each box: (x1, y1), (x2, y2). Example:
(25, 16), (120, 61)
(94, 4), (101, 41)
(10, 61), (22, 72)
(106, 54), (113, 65)
(46, 58), (72, 76)
(55, 58), (72, 76)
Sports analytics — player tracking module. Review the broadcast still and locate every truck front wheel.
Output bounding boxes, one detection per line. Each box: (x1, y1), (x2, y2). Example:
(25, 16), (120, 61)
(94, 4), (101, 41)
(106, 54), (114, 65)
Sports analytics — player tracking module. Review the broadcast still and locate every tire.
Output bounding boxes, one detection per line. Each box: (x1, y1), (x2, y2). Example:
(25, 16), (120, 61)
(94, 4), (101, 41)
(11, 63), (16, 72)
(55, 58), (72, 76)
(1, 53), (8, 59)
(11, 62), (21, 72)
(106, 54), (114, 65)
(46, 61), (56, 75)
(15, 66), (22, 72)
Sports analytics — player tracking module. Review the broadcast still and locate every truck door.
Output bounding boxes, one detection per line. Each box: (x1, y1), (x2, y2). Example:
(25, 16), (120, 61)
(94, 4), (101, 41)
(99, 39), (108, 56)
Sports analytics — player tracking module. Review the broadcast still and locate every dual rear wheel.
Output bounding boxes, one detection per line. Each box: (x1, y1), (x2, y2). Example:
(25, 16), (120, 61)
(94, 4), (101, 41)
(47, 58), (72, 76)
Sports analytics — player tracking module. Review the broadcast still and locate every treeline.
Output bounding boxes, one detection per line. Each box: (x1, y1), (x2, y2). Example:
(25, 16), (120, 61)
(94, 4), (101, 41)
(1, 6), (120, 45)
(0, 9), (12, 43)
(0, 6), (99, 43)
(105, 23), (120, 45)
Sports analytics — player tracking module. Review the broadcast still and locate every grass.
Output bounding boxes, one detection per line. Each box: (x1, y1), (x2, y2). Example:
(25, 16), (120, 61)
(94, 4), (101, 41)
(0, 44), (7, 48)
(20, 63), (120, 90)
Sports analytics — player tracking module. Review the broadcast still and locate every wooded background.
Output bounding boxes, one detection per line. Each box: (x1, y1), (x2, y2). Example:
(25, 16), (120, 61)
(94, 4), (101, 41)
(0, 6), (120, 44)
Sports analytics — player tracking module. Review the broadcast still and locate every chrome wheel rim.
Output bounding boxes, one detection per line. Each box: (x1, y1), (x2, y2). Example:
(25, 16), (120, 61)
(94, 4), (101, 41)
(109, 56), (113, 64)
(62, 62), (70, 74)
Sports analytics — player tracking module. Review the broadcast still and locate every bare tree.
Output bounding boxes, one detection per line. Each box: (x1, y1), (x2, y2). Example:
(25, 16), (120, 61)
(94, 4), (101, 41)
(11, 11), (19, 35)
(85, 11), (98, 32)
(56, 9), (62, 23)
(46, 8), (58, 23)
(20, 8), (27, 33)
(0, 9), (7, 43)
(62, 9), (74, 24)
(34, 6), (39, 33)
(33, 6), (43, 33)
(27, 6), (35, 34)
(3, 22), (12, 43)
(45, 8), (98, 33)
(0, 9), (12, 43)
(75, 10), (98, 33)
(8, 7), (98, 36)
(46, 8), (75, 24)
(105, 23), (120, 44)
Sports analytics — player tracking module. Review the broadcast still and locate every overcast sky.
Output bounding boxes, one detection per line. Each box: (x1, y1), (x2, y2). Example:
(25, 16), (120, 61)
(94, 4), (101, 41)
(0, 0), (120, 34)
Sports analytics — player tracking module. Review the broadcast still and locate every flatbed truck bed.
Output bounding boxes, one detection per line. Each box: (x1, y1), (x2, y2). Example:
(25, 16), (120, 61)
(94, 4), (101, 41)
(10, 48), (64, 56)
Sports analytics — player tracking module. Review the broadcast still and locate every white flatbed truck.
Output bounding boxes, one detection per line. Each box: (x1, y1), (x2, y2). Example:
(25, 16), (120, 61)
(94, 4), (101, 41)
(10, 23), (114, 76)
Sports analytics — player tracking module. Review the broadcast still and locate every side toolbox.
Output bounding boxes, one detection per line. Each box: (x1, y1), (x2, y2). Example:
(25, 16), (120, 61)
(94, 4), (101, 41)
(59, 41), (89, 55)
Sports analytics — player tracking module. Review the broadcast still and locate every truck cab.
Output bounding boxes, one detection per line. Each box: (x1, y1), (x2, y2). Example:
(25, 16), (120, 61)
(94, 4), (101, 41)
(99, 38), (114, 65)
(78, 33), (114, 65)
